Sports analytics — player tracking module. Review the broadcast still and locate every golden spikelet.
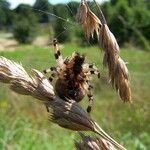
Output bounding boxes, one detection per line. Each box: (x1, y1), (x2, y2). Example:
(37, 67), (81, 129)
(48, 98), (126, 150)
(99, 24), (119, 53)
(76, 1), (131, 102)
(76, 1), (101, 39)
(99, 24), (132, 102)
(98, 17), (131, 103)
(113, 57), (131, 102)
(48, 98), (95, 131)
(118, 79), (131, 102)
(75, 133), (117, 150)
(76, 1), (88, 24)
(0, 57), (55, 101)
(0, 56), (30, 83)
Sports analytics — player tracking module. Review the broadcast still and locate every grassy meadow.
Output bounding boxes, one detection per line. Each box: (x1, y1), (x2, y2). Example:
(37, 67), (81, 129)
(0, 43), (150, 150)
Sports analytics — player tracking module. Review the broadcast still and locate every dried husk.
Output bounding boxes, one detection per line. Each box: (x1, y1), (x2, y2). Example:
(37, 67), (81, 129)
(0, 57), (30, 83)
(76, 1), (131, 102)
(48, 98), (126, 150)
(76, 1), (88, 24)
(111, 57), (131, 102)
(75, 133), (117, 150)
(99, 24), (119, 53)
(0, 57), (55, 101)
(48, 98), (95, 131)
(76, 1), (101, 39)
(99, 23), (131, 102)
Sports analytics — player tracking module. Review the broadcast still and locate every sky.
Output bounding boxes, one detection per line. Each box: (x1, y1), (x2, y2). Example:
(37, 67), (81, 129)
(8, 0), (106, 9)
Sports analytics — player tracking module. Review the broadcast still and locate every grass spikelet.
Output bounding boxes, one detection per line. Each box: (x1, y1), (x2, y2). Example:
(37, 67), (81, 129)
(76, 0), (101, 39)
(99, 24), (119, 53)
(48, 98), (126, 150)
(76, 1), (88, 24)
(92, 1), (132, 102)
(75, 133), (117, 150)
(0, 57), (55, 101)
(0, 56), (30, 83)
(76, 1), (131, 102)
(99, 24), (131, 102)
(48, 98), (95, 131)
(112, 57), (131, 102)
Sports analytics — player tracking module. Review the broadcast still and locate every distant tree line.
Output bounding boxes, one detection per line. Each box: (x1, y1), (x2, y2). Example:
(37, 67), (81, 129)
(0, 0), (149, 50)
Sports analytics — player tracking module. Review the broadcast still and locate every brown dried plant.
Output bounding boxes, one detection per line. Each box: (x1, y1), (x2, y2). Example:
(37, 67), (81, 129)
(0, 57), (54, 101)
(47, 97), (126, 150)
(0, 57), (126, 150)
(77, 0), (131, 102)
(76, 0), (101, 39)
(99, 24), (131, 102)
(75, 133), (117, 150)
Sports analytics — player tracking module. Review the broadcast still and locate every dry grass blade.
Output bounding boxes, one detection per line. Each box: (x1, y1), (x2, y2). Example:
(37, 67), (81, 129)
(0, 57), (55, 101)
(48, 98), (126, 150)
(75, 133), (117, 150)
(76, 1), (101, 39)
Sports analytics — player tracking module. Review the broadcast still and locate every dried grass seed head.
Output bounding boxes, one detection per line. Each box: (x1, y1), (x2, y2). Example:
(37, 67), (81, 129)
(112, 57), (131, 102)
(48, 98), (95, 131)
(99, 24), (119, 52)
(76, 1), (88, 24)
(75, 133), (117, 150)
(76, 1), (101, 39)
(98, 24), (132, 102)
(0, 57), (55, 101)
(48, 97), (126, 150)
(0, 56), (30, 83)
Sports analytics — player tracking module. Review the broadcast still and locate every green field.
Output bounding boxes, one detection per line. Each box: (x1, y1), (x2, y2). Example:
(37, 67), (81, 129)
(0, 44), (150, 150)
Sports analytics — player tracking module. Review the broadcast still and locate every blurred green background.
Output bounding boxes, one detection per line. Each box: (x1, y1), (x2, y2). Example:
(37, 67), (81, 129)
(0, 0), (150, 150)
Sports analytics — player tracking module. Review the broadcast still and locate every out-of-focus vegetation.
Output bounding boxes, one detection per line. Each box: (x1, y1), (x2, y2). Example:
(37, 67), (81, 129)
(13, 4), (38, 43)
(0, 0), (150, 50)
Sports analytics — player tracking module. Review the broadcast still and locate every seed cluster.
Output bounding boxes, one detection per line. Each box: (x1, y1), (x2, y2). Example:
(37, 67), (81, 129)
(77, 0), (131, 102)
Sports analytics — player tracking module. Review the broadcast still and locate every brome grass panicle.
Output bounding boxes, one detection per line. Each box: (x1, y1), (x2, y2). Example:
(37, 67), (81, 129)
(48, 98), (126, 150)
(76, 0), (101, 39)
(75, 133), (117, 150)
(99, 24), (131, 102)
(0, 57), (55, 101)
(77, 0), (131, 102)
(48, 98), (95, 131)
